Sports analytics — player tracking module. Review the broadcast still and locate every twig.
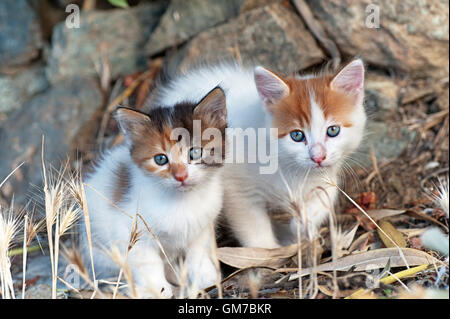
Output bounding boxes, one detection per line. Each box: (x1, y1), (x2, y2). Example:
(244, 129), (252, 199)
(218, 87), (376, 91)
(21, 215), (27, 299)
(41, 136), (56, 299)
(0, 162), (25, 190)
(8, 244), (41, 257)
(97, 58), (163, 143)
(57, 276), (82, 297)
(369, 147), (386, 191)
(365, 158), (394, 186)
(422, 109), (449, 132)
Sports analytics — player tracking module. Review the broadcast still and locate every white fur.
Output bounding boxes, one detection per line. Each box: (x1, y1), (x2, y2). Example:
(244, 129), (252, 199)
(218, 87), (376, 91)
(152, 61), (366, 248)
(80, 144), (223, 297)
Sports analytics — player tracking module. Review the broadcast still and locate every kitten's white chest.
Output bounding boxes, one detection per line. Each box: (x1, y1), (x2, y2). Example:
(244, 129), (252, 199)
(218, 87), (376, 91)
(128, 174), (223, 249)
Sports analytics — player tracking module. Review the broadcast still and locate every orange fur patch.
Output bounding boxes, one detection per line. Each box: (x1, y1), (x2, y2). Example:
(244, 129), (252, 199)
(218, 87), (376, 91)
(131, 124), (178, 178)
(269, 75), (357, 138)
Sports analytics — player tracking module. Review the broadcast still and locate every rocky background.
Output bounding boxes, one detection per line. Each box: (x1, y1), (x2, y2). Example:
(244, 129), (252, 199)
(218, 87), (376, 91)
(0, 0), (448, 298)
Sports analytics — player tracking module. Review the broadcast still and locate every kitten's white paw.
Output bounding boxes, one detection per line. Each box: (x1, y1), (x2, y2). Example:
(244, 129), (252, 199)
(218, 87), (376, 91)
(289, 214), (324, 240)
(159, 284), (174, 299)
(136, 281), (173, 299)
(188, 257), (219, 290)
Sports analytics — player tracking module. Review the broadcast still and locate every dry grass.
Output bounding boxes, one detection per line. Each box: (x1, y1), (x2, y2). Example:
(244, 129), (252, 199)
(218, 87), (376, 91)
(41, 138), (81, 299)
(0, 206), (21, 299)
(21, 214), (45, 299)
(112, 215), (141, 299)
(434, 177), (449, 218)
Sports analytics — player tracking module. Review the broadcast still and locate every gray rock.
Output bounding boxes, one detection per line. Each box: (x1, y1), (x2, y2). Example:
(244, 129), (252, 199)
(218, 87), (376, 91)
(146, 0), (244, 56)
(46, 2), (168, 84)
(364, 75), (401, 120)
(145, 0), (284, 56)
(23, 284), (68, 299)
(16, 250), (77, 298)
(171, 2), (325, 74)
(0, 63), (49, 118)
(0, 0), (43, 72)
(25, 285), (52, 299)
(307, 0), (449, 79)
(0, 77), (102, 207)
(356, 121), (417, 167)
(238, 0), (284, 13)
(0, 78), (23, 117)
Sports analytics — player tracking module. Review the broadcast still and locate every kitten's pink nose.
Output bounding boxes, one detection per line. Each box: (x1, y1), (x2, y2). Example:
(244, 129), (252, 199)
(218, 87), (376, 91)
(171, 164), (188, 183)
(310, 143), (326, 165)
(311, 155), (326, 164)
(174, 170), (188, 183)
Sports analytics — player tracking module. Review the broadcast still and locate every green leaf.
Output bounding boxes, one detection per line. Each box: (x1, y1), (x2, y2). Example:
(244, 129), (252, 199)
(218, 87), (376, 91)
(108, 0), (130, 8)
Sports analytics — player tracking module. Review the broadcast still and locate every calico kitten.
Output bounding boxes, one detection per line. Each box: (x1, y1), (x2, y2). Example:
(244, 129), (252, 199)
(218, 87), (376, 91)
(80, 87), (227, 297)
(150, 59), (366, 248)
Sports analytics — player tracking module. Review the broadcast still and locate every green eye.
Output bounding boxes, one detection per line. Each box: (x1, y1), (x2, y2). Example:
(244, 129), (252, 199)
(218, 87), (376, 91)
(189, 147), (203, 160)
(290, 130), (305, 142)
(327, 126), (340, 137)
(154, 154), (168, 166)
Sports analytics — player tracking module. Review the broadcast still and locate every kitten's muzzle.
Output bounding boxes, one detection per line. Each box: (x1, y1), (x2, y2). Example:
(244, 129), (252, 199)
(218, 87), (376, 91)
(309, 143), (326, 166)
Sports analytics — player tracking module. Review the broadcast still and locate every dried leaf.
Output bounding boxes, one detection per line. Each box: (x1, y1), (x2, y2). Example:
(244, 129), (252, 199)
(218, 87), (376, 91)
(340, 223), (359, 250)
(348, 231), (375, 253)
(318, 284), (356, 298)
(288, 248), (439, 281)
(218, 244), (299, 269)
(367, 209), (406, 220)
(377, 220), (407, 248)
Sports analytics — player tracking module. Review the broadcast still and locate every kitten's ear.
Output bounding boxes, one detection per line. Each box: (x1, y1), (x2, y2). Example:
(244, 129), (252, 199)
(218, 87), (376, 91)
(115, 107), (151, 142)
(193, 87), (227, 128)
(330, 59), (365, 96)
(254, 66), (290, 104)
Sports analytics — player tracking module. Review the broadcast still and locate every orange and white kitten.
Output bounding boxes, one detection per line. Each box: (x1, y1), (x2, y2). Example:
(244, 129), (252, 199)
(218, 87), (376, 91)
(151, 60), (366, 248)
(80, 88), (227, 297)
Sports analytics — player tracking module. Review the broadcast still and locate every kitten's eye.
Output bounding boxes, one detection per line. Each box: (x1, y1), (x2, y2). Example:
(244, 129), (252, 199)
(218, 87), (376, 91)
(189, 147), (203, 160)
(290, 130), (305, 142)
(327, 126), (340, 137)
(154, 154), (168, 166)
